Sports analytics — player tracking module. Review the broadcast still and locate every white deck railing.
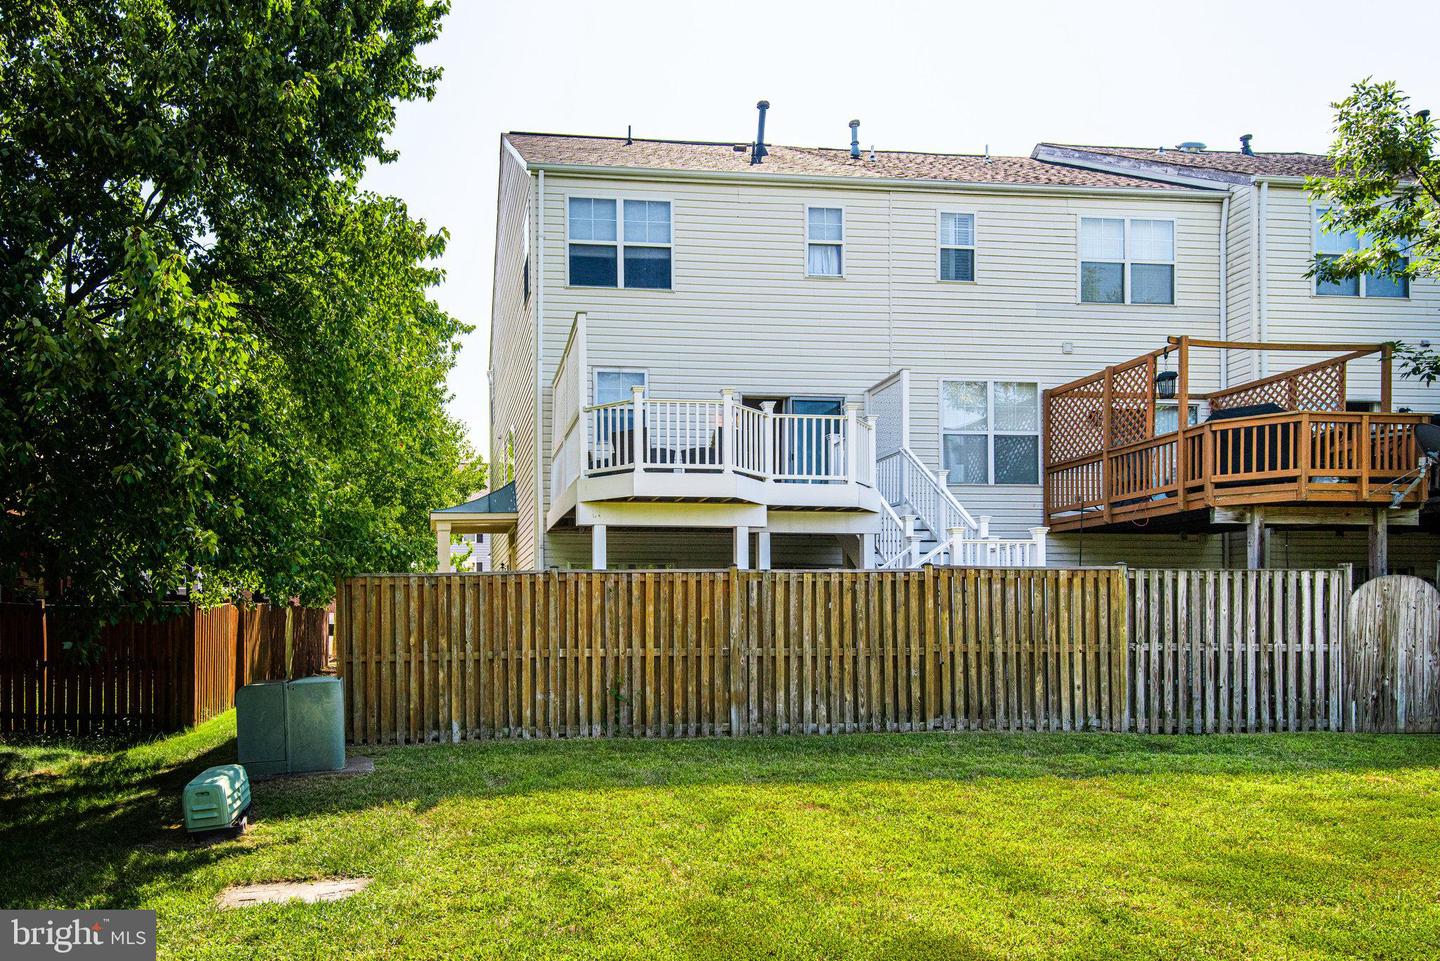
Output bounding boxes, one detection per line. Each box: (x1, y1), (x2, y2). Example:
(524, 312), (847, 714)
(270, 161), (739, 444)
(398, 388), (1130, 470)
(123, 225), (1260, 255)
(568, 387), (877, 488)
(876, 447), (980, 539)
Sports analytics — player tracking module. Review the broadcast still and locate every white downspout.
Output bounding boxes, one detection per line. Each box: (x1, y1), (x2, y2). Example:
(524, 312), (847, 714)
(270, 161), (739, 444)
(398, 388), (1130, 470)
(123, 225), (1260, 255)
(1218, 190), (1230, 389)
(534, 170), (546, 569)
(1256, 180), (1269, 379)
(1248, 183), (1261, 382)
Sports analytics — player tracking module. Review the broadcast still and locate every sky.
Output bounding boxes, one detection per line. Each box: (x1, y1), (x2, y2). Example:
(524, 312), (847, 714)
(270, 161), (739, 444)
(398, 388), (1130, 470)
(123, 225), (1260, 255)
(361, 0), (1440, 460)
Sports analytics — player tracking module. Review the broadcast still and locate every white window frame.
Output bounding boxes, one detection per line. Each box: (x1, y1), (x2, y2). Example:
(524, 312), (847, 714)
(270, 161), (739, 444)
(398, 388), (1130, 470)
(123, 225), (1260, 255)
(1077, 216), (1176, 306)
(1311, 205), (1410, 300)
(805, 204), (846, 278)
(937, 209), (977, 283)
(592, 368), (649, 406)
(1154, 401), (1200, 436)
(565, 194), (674, 290)
(939, 379), (1041, 487)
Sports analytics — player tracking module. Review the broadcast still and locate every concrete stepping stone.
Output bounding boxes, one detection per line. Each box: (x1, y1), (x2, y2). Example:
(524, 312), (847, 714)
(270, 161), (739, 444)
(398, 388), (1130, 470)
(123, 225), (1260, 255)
(217, 878), (370, 909)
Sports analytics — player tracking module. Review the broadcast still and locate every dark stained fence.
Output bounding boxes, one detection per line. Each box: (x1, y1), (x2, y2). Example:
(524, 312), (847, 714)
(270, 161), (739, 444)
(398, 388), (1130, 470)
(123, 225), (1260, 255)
(0, 601), (331, 735)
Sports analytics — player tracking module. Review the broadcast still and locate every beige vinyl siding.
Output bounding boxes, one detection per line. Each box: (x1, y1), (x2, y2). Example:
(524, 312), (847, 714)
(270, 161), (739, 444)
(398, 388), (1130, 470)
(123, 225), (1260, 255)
(1257, 184), (1440, 414)
(891, 197), (1223, 539)
(488, 143), (538, 568)
(526, 167), (1225, 564)
(1223, 185), (1255, 384)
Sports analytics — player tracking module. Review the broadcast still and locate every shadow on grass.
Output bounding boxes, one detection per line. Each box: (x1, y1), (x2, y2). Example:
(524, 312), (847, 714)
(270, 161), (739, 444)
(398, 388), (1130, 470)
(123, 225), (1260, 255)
(257, 728), (1440, 819)
(5, 723), (1439, 911)
(0, 732), (247, 909)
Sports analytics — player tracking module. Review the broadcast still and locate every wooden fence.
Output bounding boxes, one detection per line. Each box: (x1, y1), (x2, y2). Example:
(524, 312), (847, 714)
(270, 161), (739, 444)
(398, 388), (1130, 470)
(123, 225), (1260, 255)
(0, 602), (331, 736)
(337, 568), (1129, 744)
(1127, 569), (1348, 734)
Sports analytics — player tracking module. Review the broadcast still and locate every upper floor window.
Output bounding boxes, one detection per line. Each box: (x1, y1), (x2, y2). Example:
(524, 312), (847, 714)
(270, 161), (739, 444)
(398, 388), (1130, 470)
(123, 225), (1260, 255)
(567, 197), (672, 289)
(806, 206), (844, 276)
(1080, 217), (1174, 305)
(1314, 208), (1408, 298)
(939, 212), (976, 282)
(941, 380), (1040, 485)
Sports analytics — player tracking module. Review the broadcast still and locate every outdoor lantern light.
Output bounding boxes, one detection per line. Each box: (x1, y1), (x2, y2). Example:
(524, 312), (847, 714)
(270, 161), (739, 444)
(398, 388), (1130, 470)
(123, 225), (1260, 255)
(1155, 370), (1178, 399)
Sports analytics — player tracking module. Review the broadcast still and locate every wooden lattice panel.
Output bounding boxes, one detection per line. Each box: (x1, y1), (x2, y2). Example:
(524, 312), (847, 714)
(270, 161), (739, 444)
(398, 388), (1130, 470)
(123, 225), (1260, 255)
(1209, 359), (1345, 412)
(1046, 388), (1103, 464)
(1109, 360), (1154, 447)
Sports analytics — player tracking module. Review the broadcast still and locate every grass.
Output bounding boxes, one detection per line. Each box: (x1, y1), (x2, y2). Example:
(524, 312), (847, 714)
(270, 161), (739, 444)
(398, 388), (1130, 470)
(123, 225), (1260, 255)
(3, 718), (1440, 960)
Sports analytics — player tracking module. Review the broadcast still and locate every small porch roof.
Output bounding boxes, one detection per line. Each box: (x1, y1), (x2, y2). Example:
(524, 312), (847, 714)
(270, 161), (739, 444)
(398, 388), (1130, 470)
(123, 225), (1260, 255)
(430, 482), (518, 534)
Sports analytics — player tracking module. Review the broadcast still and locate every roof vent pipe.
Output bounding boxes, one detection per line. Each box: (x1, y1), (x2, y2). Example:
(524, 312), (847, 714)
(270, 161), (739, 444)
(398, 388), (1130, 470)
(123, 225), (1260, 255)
(1239, 133), (1254, 156)
(751, 100), (770, 165)
(849, 119), (860, 159)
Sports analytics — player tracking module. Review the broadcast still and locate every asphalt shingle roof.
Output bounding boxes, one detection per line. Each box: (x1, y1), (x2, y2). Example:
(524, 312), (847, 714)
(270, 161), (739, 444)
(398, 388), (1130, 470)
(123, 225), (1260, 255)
(1040, 144), (1336, 179)
(506, 133), (1193, 190)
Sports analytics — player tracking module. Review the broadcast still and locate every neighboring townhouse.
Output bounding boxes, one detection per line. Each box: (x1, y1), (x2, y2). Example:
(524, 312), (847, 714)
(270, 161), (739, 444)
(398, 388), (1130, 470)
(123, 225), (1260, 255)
(477, 115), (1440, 578)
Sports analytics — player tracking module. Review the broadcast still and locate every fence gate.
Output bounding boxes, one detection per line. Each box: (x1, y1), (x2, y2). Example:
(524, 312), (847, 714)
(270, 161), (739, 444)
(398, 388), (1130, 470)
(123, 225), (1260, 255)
(1346, 575), (1440, 733)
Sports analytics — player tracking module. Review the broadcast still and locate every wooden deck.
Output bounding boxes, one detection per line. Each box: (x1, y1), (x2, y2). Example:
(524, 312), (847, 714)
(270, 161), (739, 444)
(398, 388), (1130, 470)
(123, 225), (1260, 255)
(1043, 337), (1431, 533)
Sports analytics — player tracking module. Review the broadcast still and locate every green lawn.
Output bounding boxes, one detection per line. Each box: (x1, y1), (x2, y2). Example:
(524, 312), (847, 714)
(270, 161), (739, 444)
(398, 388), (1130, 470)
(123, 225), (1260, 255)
(3, 717), (1440, 960)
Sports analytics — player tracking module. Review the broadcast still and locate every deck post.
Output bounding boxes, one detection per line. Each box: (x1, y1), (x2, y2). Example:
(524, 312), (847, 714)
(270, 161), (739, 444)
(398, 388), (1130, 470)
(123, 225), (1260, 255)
(734, 526), (750, 571)
(591, 524), (607, 570)
(1380, 344), (1393, 413)
(1245, 509), (1265, 569)
(721, 389), (736, 474)
(948, 526), (965, 566)
(1029, 527), (1049, 567)
(756, 530), (772, 571)
(978, 516), (991, 539)
(1369, 508), (1388, 581)
(842, 401), (860, 484)
(860, 532), (876, 570)
(903, 514), (920, 567)
(760, 401), (777, 479)
(435, 521), (452, 573)
(1176, 337), (1190, 506)
(632, 385), (647, 471)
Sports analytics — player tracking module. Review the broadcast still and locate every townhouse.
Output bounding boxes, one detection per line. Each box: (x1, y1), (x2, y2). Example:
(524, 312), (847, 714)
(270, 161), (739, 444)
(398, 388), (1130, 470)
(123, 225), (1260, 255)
(454, 113), (1440, 579)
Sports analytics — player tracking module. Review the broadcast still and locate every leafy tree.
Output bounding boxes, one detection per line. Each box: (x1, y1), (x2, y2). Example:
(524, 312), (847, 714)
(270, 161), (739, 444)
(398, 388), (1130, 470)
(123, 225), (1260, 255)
(1, 0), (482, 614)
(1306, 79), (1439, 385)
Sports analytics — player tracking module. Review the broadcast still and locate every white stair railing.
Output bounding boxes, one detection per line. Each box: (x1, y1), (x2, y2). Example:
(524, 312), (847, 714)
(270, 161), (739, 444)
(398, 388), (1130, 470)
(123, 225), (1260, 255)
(876, 447), (979, 539)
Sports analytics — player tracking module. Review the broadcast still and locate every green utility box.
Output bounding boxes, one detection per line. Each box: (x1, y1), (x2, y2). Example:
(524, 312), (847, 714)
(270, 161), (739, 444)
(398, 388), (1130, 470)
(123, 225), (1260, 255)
(235, 676), (345, 777)
(236, 680), (289, 777)
(182, 764), (251, 834)
(285, 676), (346, 773)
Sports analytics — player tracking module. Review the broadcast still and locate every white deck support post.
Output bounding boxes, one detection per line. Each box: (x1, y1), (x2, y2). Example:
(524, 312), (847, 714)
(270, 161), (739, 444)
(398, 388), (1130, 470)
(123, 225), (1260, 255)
(760, 401), (777, 479)
(903, 514), (921, 568)
(591, 524), (607, 571)
(756, 530), (772, 571)
(844, 401), (861, 483)
(435, 521), (452, 573)
(631, 385), (647, 471)
(978, 515), (991, 539)
(734, 525), (750, 570)
(948, 526), (965, 567)
(860, 532), (876, 570)
(721, 388), (736, 474)
(1029, 527), (1049, 567)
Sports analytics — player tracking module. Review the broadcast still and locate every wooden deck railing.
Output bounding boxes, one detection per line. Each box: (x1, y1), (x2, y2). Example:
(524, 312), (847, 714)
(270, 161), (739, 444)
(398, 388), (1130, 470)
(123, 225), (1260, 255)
(1045, 412), (1430, 527)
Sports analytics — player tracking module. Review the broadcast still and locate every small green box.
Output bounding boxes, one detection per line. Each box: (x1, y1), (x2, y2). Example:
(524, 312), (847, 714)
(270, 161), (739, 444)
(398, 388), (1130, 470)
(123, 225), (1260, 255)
(182, 764), (251, 833)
